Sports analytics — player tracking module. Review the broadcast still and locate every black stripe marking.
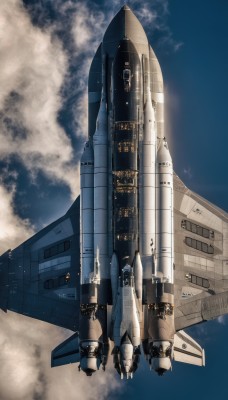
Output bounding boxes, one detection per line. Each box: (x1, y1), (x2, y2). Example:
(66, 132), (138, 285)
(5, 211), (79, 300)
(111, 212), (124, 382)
(174, 347), (202, 359)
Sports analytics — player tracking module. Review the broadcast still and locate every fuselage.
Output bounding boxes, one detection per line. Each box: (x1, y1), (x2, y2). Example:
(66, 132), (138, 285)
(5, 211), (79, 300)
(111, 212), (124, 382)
(79, 5), (174, 378)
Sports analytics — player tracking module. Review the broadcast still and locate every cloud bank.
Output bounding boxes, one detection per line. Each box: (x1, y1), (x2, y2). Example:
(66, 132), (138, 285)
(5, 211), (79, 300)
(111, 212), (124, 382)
(0, 0), (79, 198)
(0, 312), (121, 400)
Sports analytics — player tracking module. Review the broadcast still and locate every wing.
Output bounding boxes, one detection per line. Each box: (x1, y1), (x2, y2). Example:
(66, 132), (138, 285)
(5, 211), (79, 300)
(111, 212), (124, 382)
(173, 174), (228, 330)
(173, 330), (205, 366)
(51, 332), (80, 367)
(0, 197), (81, 332)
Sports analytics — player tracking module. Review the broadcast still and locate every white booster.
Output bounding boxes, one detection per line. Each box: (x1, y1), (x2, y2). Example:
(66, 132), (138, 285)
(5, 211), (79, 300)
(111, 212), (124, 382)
(80, 141), (94, 284)
(140, 85), (157, 278)
(133, 252), (143, 301)
(155, 138), (174, 283)
(93, 90), (109, 279)
(113, 266), (141, 348)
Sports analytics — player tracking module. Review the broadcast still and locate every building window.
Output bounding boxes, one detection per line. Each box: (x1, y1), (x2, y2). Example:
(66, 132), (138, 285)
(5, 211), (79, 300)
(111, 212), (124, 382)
(189, 274), (210, 289)
(44, 240), (71, 259)
(181, 220), (213, 239)
(185, 237), (214, 254)
(44, 275), (68, 290)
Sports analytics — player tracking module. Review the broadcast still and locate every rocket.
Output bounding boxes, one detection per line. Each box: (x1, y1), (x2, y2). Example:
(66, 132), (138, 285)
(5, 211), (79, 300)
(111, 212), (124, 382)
(79, 5), (175, 377)
(50, 5), (205, 379)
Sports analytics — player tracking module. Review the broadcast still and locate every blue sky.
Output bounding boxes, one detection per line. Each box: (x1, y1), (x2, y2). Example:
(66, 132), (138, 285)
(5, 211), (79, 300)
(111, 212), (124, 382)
(0, 1), (228, 399)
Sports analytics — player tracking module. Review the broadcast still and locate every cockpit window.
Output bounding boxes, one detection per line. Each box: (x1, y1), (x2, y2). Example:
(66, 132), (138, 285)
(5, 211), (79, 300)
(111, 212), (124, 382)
(123, 68), (131, 92)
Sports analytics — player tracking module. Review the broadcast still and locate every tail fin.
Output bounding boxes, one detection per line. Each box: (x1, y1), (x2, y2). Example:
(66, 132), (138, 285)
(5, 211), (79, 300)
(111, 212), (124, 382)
(51, 332), (80, 367)
(173, 330), (205, 367)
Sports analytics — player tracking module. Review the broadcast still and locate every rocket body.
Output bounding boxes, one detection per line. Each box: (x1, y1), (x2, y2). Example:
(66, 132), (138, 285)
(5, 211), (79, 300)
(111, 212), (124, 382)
(79, 5), (175, 378)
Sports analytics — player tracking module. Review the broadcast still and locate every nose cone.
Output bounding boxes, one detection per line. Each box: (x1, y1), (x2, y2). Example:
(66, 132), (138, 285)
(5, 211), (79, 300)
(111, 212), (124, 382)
(103, 6), (149, 57)
(157, 138), (172, 164)
(81, 141), (94, 164)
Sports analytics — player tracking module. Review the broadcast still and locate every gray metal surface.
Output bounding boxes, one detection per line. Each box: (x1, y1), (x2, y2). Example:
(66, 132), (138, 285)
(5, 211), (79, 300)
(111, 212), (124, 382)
(0, 197), (81, 331)
(173, 173), (228, 330)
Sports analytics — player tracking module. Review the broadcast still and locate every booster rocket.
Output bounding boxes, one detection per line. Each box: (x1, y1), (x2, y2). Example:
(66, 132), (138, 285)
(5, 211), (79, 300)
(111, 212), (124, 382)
(50, 5), (206, 380)
(79, 5), (175, 378)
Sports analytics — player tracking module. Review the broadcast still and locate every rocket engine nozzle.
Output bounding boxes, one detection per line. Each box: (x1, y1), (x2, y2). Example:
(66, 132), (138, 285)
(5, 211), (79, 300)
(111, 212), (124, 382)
(79, 340), (102, 376)
(148, 341), (172, 376)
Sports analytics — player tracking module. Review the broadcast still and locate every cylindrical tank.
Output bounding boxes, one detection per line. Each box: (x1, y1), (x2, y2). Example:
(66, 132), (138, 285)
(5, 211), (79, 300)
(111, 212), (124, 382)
(93, 91), (109, 279)
(140, 84), (156, 278)
(80, 141), (94, 284)
(155, 138), (173, 283)
(133, 252), (143, 301)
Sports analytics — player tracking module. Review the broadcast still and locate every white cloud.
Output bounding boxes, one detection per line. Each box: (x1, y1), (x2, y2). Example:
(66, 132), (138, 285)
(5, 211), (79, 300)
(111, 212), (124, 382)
(0, 0), (80, 198)
(0, 183), (34, 254)
(0, 312), (121, 400)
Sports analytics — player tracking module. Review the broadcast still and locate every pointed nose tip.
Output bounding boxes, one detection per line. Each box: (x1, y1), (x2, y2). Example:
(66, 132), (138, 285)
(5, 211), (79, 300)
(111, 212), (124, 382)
(122, 4), (130, 10)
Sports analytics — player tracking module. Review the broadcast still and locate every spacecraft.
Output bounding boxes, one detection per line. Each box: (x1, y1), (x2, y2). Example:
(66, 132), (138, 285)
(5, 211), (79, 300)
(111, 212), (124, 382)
(0, 6), (227, 379)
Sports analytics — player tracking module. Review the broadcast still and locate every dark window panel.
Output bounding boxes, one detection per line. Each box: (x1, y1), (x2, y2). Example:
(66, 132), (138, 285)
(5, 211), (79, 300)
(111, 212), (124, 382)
(196, 276), (203, 286)
(208, 245), (214, 254)
(203, 228), (210, 238)
(203, 279), (210, 289)
(185, 237), (214, 254)
(191, 224), (197, 234)
(44, 240), (71, 260)
(182, 220), (213, 241)
(191, 275), (197, 284)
